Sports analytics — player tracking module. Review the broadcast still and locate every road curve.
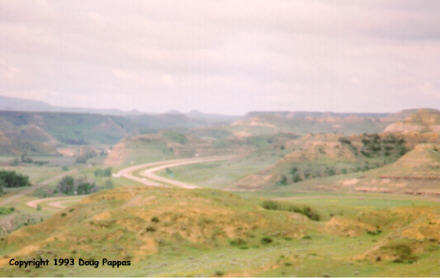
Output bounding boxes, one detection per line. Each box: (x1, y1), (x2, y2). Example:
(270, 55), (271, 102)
(24, 156), (234, 209)
(140, 156), (234, 189)
(26, 196), (83, 209)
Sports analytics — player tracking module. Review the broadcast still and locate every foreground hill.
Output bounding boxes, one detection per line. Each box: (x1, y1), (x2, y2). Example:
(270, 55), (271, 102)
(0, 187), (304, 276)
(3, 187), (440, 276)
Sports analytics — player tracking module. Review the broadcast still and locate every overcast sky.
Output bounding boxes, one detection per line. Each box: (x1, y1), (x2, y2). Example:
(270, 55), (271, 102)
(0, 1), (439, 114)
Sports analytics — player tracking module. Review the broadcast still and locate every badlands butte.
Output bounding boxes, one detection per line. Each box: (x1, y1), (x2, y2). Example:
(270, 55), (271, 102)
(2, 100), (440, 276)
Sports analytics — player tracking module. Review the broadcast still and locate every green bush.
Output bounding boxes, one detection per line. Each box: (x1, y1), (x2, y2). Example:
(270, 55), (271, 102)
(261, 237), (273, 244)
(229, 238), (247, 248)
(151, 217), (160, 223)
(382, 243), (417, 264)
(0, 170), (30, 188)
(146, 226), (156, 232)
(367, 229), (382, 236)
(0, 207), (14, 215)
(261, 200), (279, 210)
(261, 200), (320, 221)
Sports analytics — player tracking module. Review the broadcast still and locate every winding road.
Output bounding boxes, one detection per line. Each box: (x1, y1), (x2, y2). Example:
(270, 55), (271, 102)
(23, 155), (233, 209)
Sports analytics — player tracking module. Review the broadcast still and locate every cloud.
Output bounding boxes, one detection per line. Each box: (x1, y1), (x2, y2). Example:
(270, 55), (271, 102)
(0, 0), (439, 114)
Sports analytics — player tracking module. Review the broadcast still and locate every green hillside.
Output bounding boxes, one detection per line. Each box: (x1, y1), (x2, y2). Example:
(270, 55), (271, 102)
(0, 111), (232, 156)
(3, 187), (440, 276)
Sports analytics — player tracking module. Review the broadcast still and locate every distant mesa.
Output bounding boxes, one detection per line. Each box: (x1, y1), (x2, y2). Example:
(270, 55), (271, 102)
(384, 108), (440, 133)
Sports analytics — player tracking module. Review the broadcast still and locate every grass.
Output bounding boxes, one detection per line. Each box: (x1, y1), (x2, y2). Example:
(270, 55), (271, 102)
(3, 185), (440, 276)
(157, 150), (286, 189)
(0, 207), (14, 215)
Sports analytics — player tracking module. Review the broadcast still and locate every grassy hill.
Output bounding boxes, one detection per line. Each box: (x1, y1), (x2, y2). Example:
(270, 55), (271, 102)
(0, 187), (304, 276)
(348, 144), (440, 195)
(3, 187), (440, 276)
(274, 143), (440, 196)
(234, 132), (409, 189)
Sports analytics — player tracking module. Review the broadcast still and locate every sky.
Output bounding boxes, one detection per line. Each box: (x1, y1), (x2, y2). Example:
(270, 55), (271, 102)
(0, 0), (439, 115)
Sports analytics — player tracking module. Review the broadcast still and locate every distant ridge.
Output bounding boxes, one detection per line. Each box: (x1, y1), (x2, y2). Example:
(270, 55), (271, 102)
(0, 95), (141, 116)
(384, 108), (440, 133)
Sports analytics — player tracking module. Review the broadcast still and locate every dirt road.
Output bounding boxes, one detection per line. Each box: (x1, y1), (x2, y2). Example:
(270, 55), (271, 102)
(26, 196), (83, 209)
(22, 156), (233, 209)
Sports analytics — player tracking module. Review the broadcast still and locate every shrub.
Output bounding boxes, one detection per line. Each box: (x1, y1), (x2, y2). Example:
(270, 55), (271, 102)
(382, 243), (417, 264)
(0, 207), (14, 215)
(146, 226), (156, 232)
(326, 167), (336, 176)
(338, 137), (352, 145)
(367, 229), (382, 236)
(229, 238), (247, 248)
(261, 237), (273, 244)
(261, 200), (279, 210)
(75, 150), (97, 164)
(261, 200), (320, 221)
(151, 217), (160, 223)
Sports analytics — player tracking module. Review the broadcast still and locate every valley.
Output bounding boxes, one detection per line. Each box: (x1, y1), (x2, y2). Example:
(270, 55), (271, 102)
(1, 106), (440, 276)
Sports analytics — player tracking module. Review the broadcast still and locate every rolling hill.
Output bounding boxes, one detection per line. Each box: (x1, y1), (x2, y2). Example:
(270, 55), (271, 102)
(0, 111), (234, 156)
(0, 186), (305, 276)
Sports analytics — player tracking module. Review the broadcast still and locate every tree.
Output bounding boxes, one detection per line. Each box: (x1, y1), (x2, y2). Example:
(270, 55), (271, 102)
(76, 180), (96, 195)
(326, 167), (336, 176)
(0, 178), (4, 194)
(293, 174), (302, 183)
(0, 171), (31, 188)
(56, 176), (96, 195)
(94, 167), (112, 177)
(279, 175), (288, 186)
(56, 176), (75, 195)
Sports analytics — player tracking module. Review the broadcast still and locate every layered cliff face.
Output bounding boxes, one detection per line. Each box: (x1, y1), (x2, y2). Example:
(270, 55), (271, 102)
(230, 111), (389, 136)
(384, 109), (440, 133)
